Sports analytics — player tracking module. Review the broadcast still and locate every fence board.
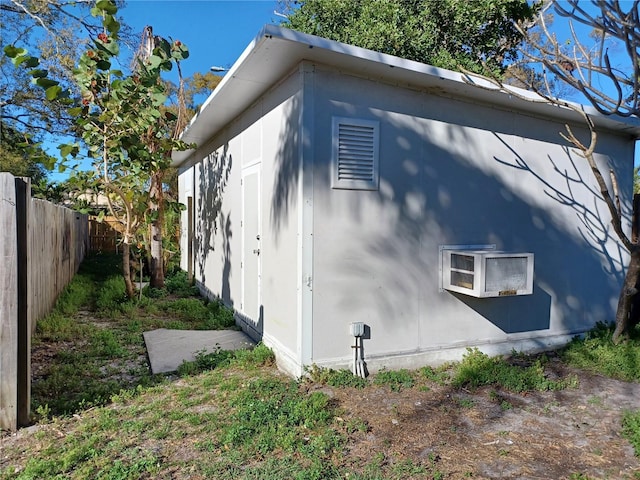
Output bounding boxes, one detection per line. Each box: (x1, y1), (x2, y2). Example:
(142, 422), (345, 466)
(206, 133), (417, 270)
(0, 173), (18, 431)
(28, 200), (88, 331)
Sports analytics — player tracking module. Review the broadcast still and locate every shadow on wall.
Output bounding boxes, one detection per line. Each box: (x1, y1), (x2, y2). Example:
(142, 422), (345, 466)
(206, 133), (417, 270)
(197, 144), (233, 304)
(236, 304), (264, 340)
(270, 94), (300, 244)
(266, 81), (627, 338)
(220, 211), (232, 306)
(453, 288), (552, 333)
(493, 133), (627, 288)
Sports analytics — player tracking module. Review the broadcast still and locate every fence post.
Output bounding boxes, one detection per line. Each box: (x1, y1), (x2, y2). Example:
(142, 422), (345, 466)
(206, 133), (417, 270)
(0, 173), (18, 431)
(16, 177), (30, 427)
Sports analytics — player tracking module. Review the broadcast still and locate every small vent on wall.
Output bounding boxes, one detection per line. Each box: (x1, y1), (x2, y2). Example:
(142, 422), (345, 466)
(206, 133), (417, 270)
(332, 117), (379, 190)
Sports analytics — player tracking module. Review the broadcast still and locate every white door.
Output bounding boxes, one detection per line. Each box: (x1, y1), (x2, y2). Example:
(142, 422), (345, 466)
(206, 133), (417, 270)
(241, 164), (261, 323)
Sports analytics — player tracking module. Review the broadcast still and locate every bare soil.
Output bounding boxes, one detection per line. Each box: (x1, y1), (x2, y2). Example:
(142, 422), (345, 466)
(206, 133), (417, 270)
(323, 356), (640, 479)
(3, 342), (640, 479)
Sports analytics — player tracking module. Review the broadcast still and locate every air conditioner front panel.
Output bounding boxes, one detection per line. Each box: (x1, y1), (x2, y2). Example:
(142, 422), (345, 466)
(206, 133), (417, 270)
(484, 256), (529, 293)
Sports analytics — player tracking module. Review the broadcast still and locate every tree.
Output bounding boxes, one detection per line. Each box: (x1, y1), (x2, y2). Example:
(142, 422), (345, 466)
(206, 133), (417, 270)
(0, 0), (130, 138)
(0, 121), (49, 184)
(463, 0), (639, 341)
(6, 0), (191, 298)
(1, 0), (134, 202)
(281, 0), (539, 75)
(130, 26), (191, 289)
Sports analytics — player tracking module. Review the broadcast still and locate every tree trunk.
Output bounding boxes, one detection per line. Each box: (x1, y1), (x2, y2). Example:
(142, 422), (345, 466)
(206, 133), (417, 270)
(613, 248), (640, 343)
(122, 242), (136, 299)
(149, 171), (165, 289)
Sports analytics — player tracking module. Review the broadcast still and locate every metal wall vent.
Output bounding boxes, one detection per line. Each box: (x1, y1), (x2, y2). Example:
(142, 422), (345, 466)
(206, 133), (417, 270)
(331, 117), (379, 190)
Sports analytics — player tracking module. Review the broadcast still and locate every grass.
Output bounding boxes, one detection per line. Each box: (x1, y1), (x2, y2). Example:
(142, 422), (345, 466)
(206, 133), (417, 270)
(29, 253), (240, 417)
(561, 322), (640, 382)
(622, 409), (640, 457)
(3, 254), (640, 479)
(304, 365), (369, 388)
(452, 348), (577, 393)
(373, 367), (415, 392)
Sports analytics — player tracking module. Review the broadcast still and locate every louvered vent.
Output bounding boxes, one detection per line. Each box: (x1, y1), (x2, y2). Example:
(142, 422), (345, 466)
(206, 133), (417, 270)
(332, 117), (379, 190)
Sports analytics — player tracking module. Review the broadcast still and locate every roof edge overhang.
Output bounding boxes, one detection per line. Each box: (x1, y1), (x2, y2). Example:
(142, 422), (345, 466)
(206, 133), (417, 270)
(172, 24), (640, 167)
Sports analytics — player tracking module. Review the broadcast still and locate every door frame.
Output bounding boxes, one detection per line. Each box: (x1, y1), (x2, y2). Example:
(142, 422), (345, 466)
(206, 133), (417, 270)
(241, 162), (262, 321)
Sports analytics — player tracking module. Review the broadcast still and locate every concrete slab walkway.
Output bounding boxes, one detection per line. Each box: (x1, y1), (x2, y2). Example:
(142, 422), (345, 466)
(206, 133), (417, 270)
(143, 328), (255, 374)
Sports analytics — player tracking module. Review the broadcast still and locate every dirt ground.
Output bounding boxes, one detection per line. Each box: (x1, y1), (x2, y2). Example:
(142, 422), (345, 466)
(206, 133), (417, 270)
(4, 345), (640, 479)
(322, 356), (640, 479)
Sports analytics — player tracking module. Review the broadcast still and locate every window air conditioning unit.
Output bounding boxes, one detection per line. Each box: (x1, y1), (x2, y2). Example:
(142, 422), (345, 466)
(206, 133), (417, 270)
(441, 249), (534, 298)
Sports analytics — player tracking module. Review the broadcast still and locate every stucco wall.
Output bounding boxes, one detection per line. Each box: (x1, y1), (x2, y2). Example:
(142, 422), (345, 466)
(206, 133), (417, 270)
(180, 59), (634, 377)
(178, 69), (303, 367)
(307, 65), (632, 370)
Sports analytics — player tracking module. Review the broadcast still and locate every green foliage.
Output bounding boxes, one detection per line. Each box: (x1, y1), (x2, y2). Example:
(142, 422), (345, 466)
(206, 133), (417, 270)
(95, 276), (128, 314)
(373, 368), (415, 392)
(0, 0), (109, 166)
(452, 348), (574, 392)
(165, 269), (199, 297)
(0, 122), (50, 185)
(284, 0), (538, 75)
(305, 365), (369, 388)
(622, 409), (640, 457)
(232, 343), (276, 368)
(88, 329), (126, 358)
(4, 1), (192, 296)
(221, 377), (340, 457)
(419, 365), (450, 385)
(178, 348), (235, 376)
(36, 311), (88, 342)
(179, 344), (275, 376)
(160, 297), (236, 330)
(561, 322), (640, 382)
(143, 285), (168, 298)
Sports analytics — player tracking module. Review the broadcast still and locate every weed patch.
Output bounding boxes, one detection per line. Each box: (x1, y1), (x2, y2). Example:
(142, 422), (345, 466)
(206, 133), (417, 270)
(160, 298), (236, 329)
(453, 348), (574, 393)
(221, 377), (340, 458)
(95, 275), (129, 315)
(373, 368), (415, 392)
(305, 365), (369, 388)
(178, 343), (275, 376)
(36, 312), (88, 342)
(622, 409), (640, 457)
(165, 269), (199, 297)
(562, 322), (640, 382)
(419, 365), (450, 385)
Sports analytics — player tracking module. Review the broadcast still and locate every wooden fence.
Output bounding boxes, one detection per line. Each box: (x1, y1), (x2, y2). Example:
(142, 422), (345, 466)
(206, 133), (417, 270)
(0, 173), (88, 431)
(89, 216), (121, 253)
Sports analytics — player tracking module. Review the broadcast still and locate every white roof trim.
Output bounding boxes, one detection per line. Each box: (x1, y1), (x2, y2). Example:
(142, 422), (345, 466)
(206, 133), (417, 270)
(172, 24), (640, 166)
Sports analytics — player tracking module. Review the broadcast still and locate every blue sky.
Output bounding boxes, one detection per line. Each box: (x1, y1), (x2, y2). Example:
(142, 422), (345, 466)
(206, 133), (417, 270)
(121, 0), (282, 81)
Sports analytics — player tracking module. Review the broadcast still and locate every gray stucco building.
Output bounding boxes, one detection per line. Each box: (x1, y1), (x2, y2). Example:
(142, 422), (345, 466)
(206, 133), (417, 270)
(173, 25), (640, 377)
